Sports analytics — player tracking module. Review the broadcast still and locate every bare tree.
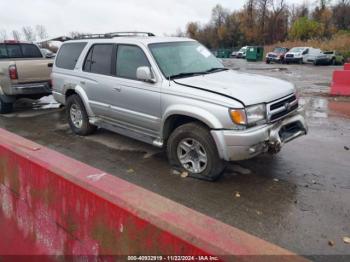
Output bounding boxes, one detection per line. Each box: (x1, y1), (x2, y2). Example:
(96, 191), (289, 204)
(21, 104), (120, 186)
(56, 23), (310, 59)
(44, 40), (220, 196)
(22, 26), (36, 41)
(257, 0), (271, 44)
(0, 29), (7, 41)
(12, 30), (21, 41)
(35, 25), (48, 40)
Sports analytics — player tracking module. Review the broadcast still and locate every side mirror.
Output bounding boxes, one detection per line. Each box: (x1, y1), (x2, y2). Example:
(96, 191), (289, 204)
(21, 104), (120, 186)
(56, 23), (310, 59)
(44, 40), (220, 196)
(45, 53), (54, 59)
(136, 66), (156, 83)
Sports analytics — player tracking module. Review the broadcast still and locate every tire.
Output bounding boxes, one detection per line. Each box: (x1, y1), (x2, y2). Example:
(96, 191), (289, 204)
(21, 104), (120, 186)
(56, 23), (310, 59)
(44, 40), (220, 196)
(331, 58), (336, 66)
(167, 122), (226, 181)
(266, 59), (271, 64)
(0, 98), (13, 114)
(66, 94), (96, 136)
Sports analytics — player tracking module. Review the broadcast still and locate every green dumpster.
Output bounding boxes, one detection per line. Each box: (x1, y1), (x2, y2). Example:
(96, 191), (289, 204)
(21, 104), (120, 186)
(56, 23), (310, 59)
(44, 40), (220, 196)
(246, 46), (264, 62)
(216, 49), (232, 59)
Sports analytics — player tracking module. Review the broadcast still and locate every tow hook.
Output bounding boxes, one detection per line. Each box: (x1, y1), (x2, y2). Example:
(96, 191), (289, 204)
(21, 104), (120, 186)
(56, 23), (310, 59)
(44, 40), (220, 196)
(267, 127), (282, 154)
(268, 141), (282, 154)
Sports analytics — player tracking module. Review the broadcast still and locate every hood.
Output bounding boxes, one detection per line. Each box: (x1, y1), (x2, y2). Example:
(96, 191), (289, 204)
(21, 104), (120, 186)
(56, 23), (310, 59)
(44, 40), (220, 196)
(174, 70), (295, 106)
(269, 51), (284, 56)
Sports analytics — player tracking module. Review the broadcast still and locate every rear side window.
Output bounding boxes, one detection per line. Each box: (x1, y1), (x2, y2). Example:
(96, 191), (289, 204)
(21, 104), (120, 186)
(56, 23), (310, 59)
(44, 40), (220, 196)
(56, 42), (87, 70)
(116, 45), (150, 80)
(83, 44), (114, 75)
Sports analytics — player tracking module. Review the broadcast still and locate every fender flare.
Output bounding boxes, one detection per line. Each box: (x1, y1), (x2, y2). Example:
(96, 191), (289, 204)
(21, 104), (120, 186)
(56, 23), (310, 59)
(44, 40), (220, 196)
(64, 85), (94, 117)
(161, 105), (223, 138)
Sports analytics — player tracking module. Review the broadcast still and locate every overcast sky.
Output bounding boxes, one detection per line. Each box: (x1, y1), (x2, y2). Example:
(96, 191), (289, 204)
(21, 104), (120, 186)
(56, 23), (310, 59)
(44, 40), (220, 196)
(1, 0), (309, 39)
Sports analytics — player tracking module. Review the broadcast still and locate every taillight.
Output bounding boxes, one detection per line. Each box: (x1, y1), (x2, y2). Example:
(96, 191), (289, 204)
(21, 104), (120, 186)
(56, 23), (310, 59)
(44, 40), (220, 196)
(8, 65), (18, 80)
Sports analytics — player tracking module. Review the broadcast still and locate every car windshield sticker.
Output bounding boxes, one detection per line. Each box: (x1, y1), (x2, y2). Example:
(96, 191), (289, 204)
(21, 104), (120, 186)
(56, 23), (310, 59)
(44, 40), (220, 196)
(196, 46), (211, 58)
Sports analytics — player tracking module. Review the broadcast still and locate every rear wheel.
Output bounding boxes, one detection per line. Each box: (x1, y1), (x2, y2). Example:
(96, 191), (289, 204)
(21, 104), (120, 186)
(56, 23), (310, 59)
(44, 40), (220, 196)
(167, 123), (226, 181)
(66, 94), (96, 136)
(0, 98), (13, 114)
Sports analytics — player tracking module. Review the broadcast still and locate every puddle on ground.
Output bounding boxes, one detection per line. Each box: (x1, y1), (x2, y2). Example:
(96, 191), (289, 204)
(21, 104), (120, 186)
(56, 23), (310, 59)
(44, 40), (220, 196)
(300, 96), (350, 119)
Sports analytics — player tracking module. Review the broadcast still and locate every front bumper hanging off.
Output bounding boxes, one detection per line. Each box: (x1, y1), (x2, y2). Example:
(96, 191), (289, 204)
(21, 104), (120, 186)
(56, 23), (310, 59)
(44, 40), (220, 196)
(211, 107), (308, 162)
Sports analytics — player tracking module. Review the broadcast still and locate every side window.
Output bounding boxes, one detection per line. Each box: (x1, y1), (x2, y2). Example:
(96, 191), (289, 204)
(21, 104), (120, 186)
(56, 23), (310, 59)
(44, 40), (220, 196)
(116, 45), (150, 80)
(83, 44), (113, 75)
(20, 44), (42, 58)
(56, 42), (87, 70)
(0, 44), (8, 58)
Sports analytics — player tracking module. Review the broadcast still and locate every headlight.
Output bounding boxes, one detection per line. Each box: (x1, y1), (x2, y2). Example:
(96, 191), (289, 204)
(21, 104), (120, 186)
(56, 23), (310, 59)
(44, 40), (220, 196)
(229, 104), (266, 126)
(246, 104), (266, 124)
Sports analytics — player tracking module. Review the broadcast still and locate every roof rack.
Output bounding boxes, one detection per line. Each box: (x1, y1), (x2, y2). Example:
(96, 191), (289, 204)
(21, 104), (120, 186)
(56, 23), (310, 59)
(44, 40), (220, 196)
(107, 32), (156, 37)
(73, 34), (112, 40)
(73, 32), (155, 40)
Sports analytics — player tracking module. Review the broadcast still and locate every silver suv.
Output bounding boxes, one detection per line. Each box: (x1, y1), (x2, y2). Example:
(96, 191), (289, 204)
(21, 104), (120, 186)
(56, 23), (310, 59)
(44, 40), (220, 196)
(52, 32), (308, 181)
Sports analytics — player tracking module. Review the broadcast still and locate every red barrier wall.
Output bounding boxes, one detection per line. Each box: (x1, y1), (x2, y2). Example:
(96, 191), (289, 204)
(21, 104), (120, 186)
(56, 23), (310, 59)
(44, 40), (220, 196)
(330, 70), (350, 96)
(344, 63), (350, 70)
(0, 128), (307, 261)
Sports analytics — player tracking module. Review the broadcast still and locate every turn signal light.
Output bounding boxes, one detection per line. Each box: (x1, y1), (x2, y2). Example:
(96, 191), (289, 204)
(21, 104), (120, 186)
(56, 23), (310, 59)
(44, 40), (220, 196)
(230, 109), (247, 125)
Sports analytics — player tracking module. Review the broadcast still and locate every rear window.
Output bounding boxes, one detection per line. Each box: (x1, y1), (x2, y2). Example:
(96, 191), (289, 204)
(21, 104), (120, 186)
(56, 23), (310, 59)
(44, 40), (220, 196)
(56, 42), (87, 70)
(0, 43), (42, 59)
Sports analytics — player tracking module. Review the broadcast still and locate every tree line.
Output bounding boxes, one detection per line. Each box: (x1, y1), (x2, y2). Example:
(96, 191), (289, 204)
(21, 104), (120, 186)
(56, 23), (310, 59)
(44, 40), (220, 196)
(180, 0), (350, 49)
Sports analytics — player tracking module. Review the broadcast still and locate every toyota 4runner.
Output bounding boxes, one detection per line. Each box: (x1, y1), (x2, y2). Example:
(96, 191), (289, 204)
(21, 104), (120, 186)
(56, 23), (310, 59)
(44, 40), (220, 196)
(52, 32), (308, 181)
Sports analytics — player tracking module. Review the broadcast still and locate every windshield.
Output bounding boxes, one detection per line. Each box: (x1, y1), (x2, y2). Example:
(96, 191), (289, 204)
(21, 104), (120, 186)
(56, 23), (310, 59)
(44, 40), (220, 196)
(239, 47), (247, 52)
(149, 41), (224, 79)
(290, 47), (305, 53)
(273, 47), (285, 53)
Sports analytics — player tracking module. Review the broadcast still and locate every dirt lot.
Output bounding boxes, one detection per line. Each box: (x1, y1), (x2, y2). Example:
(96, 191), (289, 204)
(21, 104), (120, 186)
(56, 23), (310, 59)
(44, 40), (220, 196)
(0, 59), (349, 260)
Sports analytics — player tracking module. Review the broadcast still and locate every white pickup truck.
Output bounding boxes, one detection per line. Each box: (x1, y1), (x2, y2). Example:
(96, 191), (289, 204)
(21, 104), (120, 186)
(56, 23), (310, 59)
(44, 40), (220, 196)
(0, 40), (53, 113)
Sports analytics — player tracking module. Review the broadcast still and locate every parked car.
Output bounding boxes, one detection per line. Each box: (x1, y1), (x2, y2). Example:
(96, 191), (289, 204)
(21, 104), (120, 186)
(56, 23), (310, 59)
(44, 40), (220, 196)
(284, 47), (322, 64)
(231, 50), (238, 58)
(313, 51), (345, 66)
(52, 33), (308, 181)
(40, 48), (56, 58)
(236, 46), (248, 58)
(266, 47), (289, 64)
(0, 40), (53, 113)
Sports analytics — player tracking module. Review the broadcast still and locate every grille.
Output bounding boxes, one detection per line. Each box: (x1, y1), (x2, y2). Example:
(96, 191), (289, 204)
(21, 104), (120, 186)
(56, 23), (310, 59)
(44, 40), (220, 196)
(268, 54), (277, 58)
(268, 95), (298, 122)
(286, 54), (294, 58)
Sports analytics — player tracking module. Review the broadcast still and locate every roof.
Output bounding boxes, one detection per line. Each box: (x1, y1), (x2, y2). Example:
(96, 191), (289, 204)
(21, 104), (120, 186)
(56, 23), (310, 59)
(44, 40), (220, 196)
(64, 36), (195, 45)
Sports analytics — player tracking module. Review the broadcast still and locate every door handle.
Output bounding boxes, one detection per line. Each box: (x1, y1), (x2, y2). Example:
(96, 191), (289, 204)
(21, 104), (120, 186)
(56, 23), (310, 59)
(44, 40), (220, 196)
(113, 87), (121, 92)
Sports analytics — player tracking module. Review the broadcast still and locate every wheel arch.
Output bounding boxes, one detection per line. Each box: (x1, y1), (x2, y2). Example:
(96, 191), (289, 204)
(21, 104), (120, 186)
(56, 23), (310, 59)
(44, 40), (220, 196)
(162, 106), (223, 142)
(64, 85), (94, 116)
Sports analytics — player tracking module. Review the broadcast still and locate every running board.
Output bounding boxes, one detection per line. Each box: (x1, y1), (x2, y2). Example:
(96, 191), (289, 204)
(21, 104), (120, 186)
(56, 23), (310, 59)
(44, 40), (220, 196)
(89, 118), (164, 148)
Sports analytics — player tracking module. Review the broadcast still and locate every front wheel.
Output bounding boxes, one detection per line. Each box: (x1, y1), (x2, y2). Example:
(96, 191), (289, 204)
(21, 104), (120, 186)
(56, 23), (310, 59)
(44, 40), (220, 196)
(66, 94), (96, 136)
(167, 123), (226, 181)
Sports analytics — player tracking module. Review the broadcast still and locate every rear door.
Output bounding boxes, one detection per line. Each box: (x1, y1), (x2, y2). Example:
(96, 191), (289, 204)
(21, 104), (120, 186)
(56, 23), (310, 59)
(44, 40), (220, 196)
(80, 43), (116, 117)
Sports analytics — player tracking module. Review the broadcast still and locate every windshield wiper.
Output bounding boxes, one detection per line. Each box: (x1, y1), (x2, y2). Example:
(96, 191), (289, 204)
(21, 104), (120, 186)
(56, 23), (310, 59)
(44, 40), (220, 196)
(169, 68), (228, 80)
(169, 72), (206, 80)
(205, 67), (228, 73)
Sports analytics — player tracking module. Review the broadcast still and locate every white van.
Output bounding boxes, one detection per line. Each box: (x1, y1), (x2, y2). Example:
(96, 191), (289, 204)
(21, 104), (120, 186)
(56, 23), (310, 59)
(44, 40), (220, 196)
(284, 47), (322, 64)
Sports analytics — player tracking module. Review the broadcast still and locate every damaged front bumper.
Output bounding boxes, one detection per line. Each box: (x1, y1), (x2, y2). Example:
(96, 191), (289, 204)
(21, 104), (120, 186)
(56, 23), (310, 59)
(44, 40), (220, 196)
(211, 107), (308, 161)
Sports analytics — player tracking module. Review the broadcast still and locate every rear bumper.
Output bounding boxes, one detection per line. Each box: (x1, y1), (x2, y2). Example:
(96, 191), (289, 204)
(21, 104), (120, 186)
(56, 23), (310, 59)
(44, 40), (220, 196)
(9, 82), (51, 96)
(211, 107), (308, 161)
